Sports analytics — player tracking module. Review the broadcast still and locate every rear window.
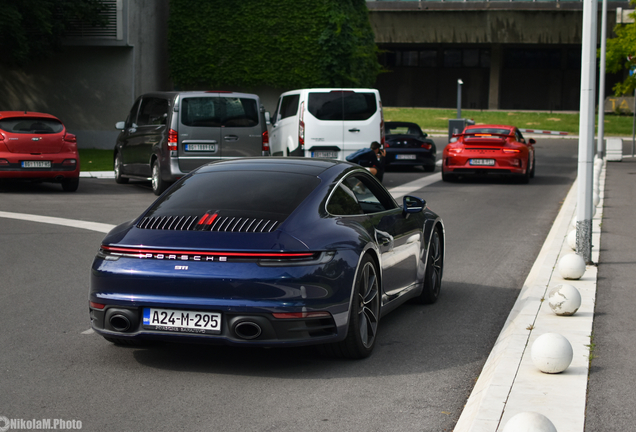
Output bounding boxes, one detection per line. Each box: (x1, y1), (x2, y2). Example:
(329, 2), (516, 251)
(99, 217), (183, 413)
(181, 97), (259, 128)
(0, 117), (64, 134)
(386, 124), (423, 136)
(465, 128), (511, 135)
(144, 170), (321, 222)
(308, 91), (377, 121)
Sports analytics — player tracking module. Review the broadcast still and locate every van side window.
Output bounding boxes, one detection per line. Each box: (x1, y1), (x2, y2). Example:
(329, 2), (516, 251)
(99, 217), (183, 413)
(280, 95), (300, 120)
(138, 98), (168, 127)
(126, 98), (142, 128)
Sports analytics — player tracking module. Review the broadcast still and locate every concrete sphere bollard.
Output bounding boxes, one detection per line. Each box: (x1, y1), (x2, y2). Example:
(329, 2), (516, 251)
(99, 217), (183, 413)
(558, 253), (586, 280)
(548, 283), (581, 316)
(503, 412), (558, 432)
(567, 230), (576, 250)
(531, 333), (573, 374)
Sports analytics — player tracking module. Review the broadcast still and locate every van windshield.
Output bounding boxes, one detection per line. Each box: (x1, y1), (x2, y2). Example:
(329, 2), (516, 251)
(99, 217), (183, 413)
(308, 91), (377, 121)
(181, 97), (259, 127)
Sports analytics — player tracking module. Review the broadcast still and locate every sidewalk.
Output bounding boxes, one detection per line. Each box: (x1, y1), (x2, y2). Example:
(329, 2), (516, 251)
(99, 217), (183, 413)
(454, 158), (607, 431)
(584, 157), (636, 431)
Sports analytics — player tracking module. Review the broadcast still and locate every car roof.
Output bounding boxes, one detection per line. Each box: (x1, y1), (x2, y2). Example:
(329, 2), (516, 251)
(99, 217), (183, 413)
(385, 121), (420, 128)
(139, 91), (261, 100)
(194, 157), (353, 177)
(0, 111), (60, 120)
(465, 124), (515, 131)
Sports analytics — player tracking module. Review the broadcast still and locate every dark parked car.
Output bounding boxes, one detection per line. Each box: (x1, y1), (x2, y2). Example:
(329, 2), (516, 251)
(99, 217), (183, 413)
(384, 121), (436, 172)
(89, 158), (445, 359)
(0, 111), (80, 191)
(114, 91), (271, 195)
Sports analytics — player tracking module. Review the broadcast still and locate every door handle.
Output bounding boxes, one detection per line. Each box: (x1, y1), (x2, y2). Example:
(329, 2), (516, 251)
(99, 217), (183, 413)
(224, 135), (239, 141)
(348, 128), (360, 133)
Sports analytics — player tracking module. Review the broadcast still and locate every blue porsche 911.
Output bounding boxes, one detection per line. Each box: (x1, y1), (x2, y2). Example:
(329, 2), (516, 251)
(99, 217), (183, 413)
(89, 158), (445, 358)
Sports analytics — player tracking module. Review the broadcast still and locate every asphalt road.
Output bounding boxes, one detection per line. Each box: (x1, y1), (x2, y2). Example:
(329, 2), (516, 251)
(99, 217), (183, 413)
(0, 138), (579, 432)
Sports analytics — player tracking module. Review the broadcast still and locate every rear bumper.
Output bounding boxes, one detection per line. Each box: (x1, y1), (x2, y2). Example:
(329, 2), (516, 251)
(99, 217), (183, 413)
(0, 159), (80, 180)
(443, 154), (526, 175)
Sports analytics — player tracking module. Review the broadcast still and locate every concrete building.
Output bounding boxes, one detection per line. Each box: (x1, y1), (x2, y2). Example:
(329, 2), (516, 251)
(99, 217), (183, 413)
(0, 0), (631, 149)
(0, 0), (170, 149)
(368, 0), (629, 110)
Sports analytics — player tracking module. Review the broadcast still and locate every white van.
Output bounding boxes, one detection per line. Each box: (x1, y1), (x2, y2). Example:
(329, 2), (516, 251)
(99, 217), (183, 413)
(269, 88), (384, 160)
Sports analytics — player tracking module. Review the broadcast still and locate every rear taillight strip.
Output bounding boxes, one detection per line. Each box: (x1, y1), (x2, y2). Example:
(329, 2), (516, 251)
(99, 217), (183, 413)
(101, 245), (317, 260)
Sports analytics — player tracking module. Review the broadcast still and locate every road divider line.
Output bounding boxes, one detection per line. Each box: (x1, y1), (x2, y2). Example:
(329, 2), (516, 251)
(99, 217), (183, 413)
(0, 211), (116, 233)
(388, 173), (442, 200)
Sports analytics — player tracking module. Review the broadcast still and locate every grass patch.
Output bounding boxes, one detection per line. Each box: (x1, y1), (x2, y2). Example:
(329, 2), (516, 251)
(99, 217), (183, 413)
(78, 149), (113, 172)
(383, 107), (635, 136)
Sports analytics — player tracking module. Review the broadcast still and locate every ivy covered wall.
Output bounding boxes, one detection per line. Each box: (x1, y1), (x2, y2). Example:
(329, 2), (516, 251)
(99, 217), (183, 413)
(168, 0), (380, 90)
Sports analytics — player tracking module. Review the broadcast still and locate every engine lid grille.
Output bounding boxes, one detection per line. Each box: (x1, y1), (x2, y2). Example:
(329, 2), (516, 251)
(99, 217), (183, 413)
(137, 214), (279, 233)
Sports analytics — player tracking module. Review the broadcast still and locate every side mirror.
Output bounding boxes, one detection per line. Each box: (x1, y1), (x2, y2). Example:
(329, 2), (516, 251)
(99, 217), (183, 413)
(529, 138), (536, 144)
(422, 133), (428, 139)
(403, 195), (425, 213)
(115, 121), (125, 130)
(264, 112), (271, 125)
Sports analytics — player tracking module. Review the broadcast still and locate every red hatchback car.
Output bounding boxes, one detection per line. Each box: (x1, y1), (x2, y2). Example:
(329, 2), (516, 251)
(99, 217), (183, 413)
(442, 125), (535, 183)
(0, 111), (80, 191)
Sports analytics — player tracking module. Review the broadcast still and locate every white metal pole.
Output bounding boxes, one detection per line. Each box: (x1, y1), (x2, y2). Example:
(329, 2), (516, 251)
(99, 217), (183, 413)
(598, 0), (608, 158)
(576, 0), (598, 264)
(457, 79), (463, 119)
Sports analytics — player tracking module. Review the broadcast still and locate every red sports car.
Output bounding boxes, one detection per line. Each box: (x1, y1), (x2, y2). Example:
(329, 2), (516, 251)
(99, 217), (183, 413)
(442, 124), (535, 183)
(0, 111), (80, 191)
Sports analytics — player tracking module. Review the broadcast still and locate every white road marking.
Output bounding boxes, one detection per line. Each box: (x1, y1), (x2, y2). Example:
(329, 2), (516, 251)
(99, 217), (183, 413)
(1, 173), (441, 234)
(388, 173), (442, 200)
(81, 328), (95, 335)
(0, 211), (116, 233)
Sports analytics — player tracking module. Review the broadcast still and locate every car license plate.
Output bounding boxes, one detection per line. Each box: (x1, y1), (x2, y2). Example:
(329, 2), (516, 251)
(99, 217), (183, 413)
(22, 161), (51, 168)
(312, 151), (337, 158)
(185, 144), (215, 152)
(143, 308), (221, 334)
(396, 154), (416, 160)
(469, 159), (495, 166)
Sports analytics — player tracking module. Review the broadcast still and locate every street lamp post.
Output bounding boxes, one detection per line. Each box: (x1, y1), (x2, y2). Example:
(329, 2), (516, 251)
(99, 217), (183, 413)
(457, 79), (463, 119)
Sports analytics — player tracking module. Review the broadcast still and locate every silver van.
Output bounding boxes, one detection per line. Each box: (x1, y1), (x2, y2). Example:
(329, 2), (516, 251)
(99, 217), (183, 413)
(114, 91), (270, 195)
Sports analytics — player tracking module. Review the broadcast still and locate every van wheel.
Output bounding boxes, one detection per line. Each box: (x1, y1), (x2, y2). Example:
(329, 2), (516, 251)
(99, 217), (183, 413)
(114, 153), (128, 184)
(151, 160), (167, 196)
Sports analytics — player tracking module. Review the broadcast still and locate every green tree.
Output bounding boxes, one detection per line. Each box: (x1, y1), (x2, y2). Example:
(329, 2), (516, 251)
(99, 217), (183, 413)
(168, 0), (381, 89)
(605, 2), (636, 95)
(0, 0), (110, 67)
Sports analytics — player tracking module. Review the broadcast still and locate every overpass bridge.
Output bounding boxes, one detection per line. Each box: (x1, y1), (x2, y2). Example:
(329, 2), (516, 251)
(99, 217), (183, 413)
(367, 0), (631, 110)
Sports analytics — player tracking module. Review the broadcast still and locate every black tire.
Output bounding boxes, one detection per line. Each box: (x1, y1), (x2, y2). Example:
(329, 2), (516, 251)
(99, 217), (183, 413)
(114, 153), (128, 184)
(151, 159), (168, 196)
(441, 170), (455, 182)
(320, 256), (380, 359)
(416, 228), (443, 304)
(530, 156), (536, 178)
(517, 157), (531, 184)
(61, 178), (79, 192)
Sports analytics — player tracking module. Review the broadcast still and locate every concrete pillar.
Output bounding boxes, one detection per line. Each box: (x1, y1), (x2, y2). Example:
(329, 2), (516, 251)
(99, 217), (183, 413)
(488, 44), (502, 110)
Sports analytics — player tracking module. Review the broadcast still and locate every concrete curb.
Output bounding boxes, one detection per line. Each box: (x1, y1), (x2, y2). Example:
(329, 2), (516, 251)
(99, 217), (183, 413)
(454, 160), (605, 432)
(80, 171), (115, 179)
